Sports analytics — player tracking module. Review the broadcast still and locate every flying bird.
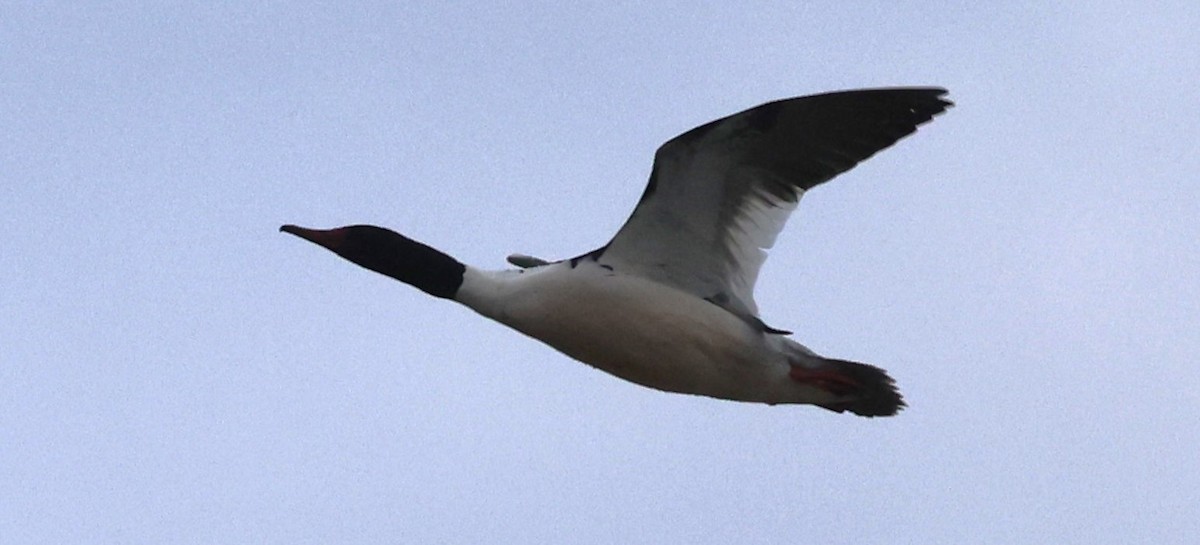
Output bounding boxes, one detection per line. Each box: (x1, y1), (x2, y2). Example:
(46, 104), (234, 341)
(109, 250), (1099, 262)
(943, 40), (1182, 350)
(282, 87), (952, 417)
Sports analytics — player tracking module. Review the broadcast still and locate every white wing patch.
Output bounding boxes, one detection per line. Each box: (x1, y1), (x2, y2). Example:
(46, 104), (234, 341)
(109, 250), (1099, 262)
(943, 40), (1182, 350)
(723, 169), (802, 315)
(590, 88), (952, 326)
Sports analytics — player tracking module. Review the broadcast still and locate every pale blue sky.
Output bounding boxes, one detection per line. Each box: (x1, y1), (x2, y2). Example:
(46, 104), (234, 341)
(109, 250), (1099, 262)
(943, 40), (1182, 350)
(3, 2), (1198, 543)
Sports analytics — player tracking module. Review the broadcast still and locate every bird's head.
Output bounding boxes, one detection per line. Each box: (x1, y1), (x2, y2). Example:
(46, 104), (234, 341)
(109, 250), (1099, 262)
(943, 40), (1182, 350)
(280, 224), (464, 299)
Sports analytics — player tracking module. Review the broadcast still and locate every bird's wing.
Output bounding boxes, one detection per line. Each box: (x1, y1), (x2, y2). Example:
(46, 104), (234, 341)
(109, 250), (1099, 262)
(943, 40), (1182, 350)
(588, 88), (952, 320)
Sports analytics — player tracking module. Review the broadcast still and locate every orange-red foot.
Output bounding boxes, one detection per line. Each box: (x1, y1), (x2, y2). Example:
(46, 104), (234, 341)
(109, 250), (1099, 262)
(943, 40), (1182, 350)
(789, 367), (861, 396)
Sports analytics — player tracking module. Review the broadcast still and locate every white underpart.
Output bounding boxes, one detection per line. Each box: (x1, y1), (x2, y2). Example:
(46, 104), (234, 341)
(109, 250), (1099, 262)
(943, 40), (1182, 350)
(455, 263), (835, 405)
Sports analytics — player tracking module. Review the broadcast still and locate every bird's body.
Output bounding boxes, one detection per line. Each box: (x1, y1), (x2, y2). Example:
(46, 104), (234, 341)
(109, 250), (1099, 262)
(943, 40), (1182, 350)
(458, 261), (803, 404)
(283, 87), (952, 417)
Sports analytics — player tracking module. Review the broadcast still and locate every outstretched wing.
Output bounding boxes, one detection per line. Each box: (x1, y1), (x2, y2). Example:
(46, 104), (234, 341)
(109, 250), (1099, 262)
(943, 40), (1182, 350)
(592, 88), (952, 320)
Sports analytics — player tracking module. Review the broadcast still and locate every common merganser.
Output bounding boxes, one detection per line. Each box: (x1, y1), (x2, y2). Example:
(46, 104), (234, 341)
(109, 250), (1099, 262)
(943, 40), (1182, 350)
(283, 87), (951, 417)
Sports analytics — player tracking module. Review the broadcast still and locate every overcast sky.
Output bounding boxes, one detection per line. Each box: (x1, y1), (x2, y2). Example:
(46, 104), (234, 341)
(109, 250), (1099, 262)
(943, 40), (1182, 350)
(3, 2), (1198, 543)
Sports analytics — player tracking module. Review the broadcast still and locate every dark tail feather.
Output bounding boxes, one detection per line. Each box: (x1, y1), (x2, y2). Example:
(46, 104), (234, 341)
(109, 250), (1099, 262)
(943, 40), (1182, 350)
(816, 358), (906, 417)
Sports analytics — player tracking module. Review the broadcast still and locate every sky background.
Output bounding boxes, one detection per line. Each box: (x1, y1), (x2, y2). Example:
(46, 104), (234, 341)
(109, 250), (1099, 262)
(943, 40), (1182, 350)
(3, 2), (1198, 543)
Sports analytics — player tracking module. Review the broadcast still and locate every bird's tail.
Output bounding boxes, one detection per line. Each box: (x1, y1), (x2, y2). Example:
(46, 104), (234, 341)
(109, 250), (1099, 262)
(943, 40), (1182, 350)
(789, 356), (906, 417)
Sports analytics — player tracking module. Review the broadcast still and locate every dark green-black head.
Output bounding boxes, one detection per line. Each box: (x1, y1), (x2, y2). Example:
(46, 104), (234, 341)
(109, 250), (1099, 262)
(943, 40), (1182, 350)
(280, 224), (465, 299)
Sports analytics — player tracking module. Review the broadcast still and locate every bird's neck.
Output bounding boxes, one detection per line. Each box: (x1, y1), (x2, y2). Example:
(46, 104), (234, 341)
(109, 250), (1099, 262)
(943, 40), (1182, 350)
(364, 235), (466, 299)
